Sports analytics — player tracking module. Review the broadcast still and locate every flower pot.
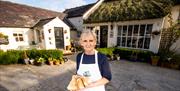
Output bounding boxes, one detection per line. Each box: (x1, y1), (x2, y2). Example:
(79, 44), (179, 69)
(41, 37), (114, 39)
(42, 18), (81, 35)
(61, 60), (65, 64)
(48, 61), (54, 66)
(117, 56), (120, 61)
(151, 56), (159, 66)
(54, 61), (60, 65)
(29, 59), (34, 64)
(24, 58), (29, 65)
(34, 62), (43, 66)
(170, 64), (179, 69)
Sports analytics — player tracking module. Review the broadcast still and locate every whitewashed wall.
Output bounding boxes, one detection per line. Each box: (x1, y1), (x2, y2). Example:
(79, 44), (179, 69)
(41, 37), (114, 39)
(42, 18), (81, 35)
(84, 18), (164, 53)
(0, 27), (31, 51)
(43, 17), (70, 49)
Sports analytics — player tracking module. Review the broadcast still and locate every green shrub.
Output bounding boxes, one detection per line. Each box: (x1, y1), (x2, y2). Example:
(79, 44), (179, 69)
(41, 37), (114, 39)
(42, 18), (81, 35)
(113, 48), (153, 62)
(0, 49), (63, 65)
(97, 48), (114, 56)
(0, 50), (20, 64)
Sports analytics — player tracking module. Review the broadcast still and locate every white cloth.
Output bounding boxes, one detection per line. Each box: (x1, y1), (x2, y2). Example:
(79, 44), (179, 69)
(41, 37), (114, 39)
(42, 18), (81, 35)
(77, 50), (105, 91)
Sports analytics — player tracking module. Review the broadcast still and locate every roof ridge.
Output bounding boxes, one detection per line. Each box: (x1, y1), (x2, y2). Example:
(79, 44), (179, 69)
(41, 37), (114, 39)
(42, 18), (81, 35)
(64, 3), (95, 11)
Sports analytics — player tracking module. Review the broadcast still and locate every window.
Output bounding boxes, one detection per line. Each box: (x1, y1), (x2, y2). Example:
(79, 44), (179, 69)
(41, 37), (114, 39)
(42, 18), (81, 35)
(37, 30), (42, 42)
(117, 24), (153, 49)
(48, 29), (51, 33)
(13, 33), (24, 42)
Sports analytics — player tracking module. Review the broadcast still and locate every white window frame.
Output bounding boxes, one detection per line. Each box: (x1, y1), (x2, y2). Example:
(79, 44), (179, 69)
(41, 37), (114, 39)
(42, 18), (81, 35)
(13, 32), (24, 42)
(117, 24), (152, 49)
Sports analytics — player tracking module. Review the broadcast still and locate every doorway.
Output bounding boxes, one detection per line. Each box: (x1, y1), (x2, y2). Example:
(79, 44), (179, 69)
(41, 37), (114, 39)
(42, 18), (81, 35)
(54, 27), (64, 49)
(100, 26), (108, 48)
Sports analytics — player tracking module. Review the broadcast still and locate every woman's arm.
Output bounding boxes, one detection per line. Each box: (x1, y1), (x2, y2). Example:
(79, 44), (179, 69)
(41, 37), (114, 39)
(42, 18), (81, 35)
(86, 77), (109, 88)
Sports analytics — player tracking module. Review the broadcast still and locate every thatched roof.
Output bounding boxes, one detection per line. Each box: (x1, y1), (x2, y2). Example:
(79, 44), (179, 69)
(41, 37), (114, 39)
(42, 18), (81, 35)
(85, 0), (178, 23)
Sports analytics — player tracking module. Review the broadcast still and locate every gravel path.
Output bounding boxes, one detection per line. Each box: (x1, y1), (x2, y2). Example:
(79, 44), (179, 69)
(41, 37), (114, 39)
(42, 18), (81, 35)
(0, 54), (180, 91)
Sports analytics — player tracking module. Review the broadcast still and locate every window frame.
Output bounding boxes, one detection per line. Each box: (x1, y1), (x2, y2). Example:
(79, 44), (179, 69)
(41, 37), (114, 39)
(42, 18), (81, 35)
(117, 24), (153, 50)
(13, 32), (24, 42)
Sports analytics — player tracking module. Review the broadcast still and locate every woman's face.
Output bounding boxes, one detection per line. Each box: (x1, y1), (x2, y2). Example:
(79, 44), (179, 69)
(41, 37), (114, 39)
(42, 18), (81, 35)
(80, 34), (96, 53)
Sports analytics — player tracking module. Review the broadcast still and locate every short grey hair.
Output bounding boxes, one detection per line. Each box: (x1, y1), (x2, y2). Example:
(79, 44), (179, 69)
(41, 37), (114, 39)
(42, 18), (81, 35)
(79, 30), (97, 41)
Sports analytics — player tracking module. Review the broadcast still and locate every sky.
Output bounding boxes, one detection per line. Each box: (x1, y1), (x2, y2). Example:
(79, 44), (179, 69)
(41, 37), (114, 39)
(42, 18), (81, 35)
(2, 0), (98, 12)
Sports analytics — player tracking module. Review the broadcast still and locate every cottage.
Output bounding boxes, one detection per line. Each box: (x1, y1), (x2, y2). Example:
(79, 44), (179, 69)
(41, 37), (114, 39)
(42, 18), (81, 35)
(65, 0), (180, 53)
(0, 1), (74, 51)
(63, 3), (96, 37)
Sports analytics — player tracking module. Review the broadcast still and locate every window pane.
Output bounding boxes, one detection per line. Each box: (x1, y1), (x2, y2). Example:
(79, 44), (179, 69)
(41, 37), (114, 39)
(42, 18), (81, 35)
(13, 33), (17, 36)
(127, 37), (132, 47)
(132, 37), (137, 48)
(146, 24), (152, 34)
(19, 34), (23, 36)
(117, 37), (121, 46)
(19, 37), (24, 41)
(122, 26), (127, 36)
(122, 37), (126, 47)
(15, 37), (19, 41)
(144, 38), (150, 49)
(133, 25), (139, 36)
(128, 25), (133, 36)
(118, 26), (122, 36)
(138, 37), (144, 48)
(140, 25), (145, 36)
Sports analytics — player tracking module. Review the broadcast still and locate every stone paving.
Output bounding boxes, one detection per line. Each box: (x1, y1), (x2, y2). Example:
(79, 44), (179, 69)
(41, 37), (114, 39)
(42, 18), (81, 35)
(0, 53), (180, 91)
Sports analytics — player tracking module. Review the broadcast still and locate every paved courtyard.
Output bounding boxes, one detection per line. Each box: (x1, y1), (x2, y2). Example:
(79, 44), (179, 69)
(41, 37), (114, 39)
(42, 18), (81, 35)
(0, 54), (180, 91)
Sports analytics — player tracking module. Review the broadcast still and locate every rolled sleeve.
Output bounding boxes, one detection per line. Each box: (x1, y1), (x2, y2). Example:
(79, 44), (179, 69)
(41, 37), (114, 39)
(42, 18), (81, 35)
(99, 54), (112, 81)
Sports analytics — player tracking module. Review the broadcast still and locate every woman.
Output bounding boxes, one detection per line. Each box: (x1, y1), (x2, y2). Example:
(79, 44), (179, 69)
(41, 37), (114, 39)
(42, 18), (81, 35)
(76, 30), (112, 91)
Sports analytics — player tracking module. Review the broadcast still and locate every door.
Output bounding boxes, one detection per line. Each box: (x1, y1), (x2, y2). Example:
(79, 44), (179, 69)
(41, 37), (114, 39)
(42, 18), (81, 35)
(100, 26), (108, 48)
(54, 27), (64, 49)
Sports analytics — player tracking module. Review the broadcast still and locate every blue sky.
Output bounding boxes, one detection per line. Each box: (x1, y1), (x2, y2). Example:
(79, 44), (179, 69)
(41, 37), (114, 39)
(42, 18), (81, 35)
(3, 0), (98, 12)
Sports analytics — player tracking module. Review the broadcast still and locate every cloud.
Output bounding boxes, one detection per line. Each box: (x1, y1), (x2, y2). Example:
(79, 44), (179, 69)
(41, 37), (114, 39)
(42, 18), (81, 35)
(2, 0), (94, 12)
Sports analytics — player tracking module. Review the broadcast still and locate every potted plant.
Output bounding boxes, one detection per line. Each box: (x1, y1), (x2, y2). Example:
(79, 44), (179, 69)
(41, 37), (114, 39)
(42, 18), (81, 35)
(48, 57), (54, 66)
(169, 54), (180, 69)
(53, 59), (60, 65)
(59, 57), (65, 64)
(151, 55), (160, 66)
(34, 57), (45, 66)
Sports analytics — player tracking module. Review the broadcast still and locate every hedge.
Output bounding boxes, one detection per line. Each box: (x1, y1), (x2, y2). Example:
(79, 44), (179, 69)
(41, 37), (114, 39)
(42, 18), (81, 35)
(97, 48), (153, 63)
(0, 49), (63, 65)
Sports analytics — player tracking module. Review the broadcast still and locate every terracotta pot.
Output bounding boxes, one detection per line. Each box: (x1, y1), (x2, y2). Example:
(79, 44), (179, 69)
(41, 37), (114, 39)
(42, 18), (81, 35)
(54, 61), (60, 65)
(151, 56), (159, 66)
(49, 61), (54, 66)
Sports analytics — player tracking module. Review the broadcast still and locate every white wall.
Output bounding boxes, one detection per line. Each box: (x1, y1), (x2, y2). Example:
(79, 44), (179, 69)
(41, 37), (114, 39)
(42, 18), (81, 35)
(43, 17), (70, 49)
(0, 27), (31, 51)
(84, 18), (164, 53)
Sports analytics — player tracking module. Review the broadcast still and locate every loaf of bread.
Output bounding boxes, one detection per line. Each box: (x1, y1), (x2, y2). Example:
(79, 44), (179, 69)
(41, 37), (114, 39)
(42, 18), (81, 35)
(81, 77), (89, 87)
(77, 78), (84, 89)
(67, 75), (78, 90)
(67, 75), (89, 90)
